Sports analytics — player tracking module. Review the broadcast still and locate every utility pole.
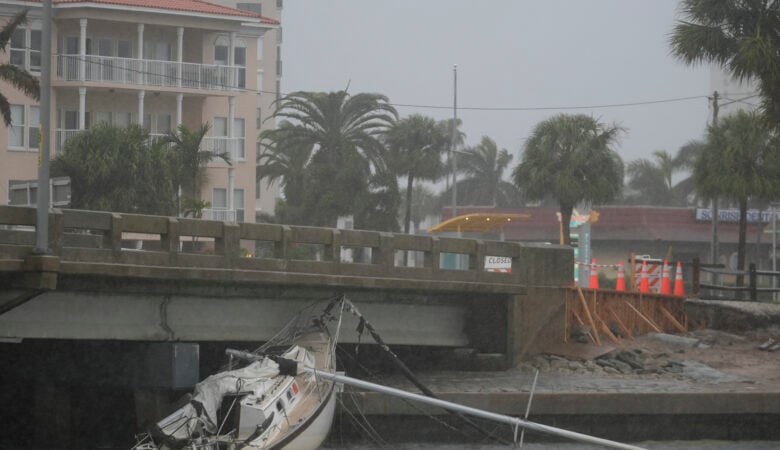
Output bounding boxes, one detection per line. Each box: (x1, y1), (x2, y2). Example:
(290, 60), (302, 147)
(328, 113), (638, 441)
(34, 0), (52, 254)
(710, 91), (719, 271)
(450, 64), (458, 219)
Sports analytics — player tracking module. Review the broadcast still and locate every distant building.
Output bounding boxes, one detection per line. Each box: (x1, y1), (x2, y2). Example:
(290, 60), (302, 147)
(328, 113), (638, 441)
(0, 0), (282, 222)
(439, 206), (774, 276)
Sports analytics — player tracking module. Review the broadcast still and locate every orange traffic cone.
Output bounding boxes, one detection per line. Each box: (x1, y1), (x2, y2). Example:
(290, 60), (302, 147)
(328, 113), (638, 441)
(639, 260), (649, 293)
(660, 260), (671, 295)
(589, 258), (599, 289)
(673, 261), (685, 296)
(615, 260), (626, 291)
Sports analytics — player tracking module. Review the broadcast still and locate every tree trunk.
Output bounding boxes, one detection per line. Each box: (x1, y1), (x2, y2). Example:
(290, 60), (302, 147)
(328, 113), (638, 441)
(560, 203), (574, 246)
(404, 176), (414, 235)
(736, 197), (748, 288)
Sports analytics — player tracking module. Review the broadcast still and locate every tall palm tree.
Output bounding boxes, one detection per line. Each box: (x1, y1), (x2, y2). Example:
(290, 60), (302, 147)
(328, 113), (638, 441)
(264, 90), (397, 226)
(161, 123), (231, 216)
(455, 136), (523, 207)
(385, 114), (448, 234)
(0, 9), (40, 126)
(512, 114), (624, 246)
(695, 110), (780, 286)
(625, 150), (678, 206)
(670, 0), (780, 123)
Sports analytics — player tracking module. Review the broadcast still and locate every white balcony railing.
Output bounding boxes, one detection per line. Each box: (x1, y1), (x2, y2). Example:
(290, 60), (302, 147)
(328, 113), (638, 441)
(56, 54), (239, 91)
(202, 136), (245, 162)
(53, 129), (83, 156)
(201, 208), (237, 222)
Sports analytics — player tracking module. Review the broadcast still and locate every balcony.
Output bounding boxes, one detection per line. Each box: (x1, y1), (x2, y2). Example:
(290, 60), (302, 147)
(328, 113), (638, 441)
(56, 54), (240, 91)
(53, 130), (244, 162)
(201, 208), (237, 222)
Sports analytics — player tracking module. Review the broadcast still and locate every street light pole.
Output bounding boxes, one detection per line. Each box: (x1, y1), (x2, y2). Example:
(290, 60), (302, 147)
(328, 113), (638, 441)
(450, 64), (458, 219)
(34, 0), (52, 254)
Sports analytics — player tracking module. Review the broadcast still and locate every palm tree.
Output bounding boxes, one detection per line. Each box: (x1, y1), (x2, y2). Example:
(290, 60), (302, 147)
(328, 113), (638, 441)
(0, 9), (40, 126)
(400, 184), (439, 234)
(695, 110), (780, 286)
(257, 121), (314, 224)
(264, 90), (397, 226)
(512, 114), (624, 246)
(625, 150), (678, 205)
(673, 139), (708, 205)
(670, 0), (780, 123)
(385, 114), (448, 234)
(455, 136), (524, 207)
(161, 123), (231, 216)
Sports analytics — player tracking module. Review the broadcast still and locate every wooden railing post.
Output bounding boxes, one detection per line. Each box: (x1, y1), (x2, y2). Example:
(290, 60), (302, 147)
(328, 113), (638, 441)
(281, 225), (292, 261)
(692, 257), (700, 297)
(428, 237), (440, 271)
(110, 213), (122, 258)
(373, 232), (394, 268)
(749, 263), (757, 301)
(220, 222), (240, 267)
(163, 218), (180, 265)
(50, 209), (64, 255)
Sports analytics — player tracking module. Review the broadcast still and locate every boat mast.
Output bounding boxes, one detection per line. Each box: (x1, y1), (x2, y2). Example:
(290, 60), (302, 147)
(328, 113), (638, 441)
(304, 368), (646, 450)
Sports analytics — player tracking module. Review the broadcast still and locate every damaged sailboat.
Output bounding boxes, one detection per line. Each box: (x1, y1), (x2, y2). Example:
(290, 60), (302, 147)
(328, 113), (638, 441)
(132, 299), (343, 450)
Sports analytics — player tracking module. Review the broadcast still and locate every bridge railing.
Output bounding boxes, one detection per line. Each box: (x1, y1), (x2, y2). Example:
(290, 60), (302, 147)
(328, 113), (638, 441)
(0, 206), (572, 287)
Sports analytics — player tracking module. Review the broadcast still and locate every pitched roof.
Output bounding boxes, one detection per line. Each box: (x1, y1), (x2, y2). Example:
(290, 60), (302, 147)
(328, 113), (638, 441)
(30, 0), (279, 23)
(440, 206), (768, 245)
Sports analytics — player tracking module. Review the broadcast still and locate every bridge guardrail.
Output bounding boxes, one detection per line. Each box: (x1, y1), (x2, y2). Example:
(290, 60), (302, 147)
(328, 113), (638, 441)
(0, 206), (572, 289)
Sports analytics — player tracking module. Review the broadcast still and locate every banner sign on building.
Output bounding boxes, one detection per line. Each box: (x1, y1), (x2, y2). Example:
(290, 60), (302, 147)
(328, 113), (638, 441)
(695, 208), (780, 223)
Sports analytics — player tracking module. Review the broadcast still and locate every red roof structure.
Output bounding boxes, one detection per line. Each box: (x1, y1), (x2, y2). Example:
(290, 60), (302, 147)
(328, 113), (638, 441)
(30, 0), (279, 23)
(441, 206), (767, 244)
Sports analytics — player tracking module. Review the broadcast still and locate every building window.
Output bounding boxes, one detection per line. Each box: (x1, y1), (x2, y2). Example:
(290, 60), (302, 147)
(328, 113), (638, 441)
(28, 106), (40, 150)
(214, 44), (228, 65)
(213, 116), (228, 155)
(212, 188), (227, 209)
(237, 3), (261, 14)
(10, 24), (41, 72)
(234, 118), (245, 160)
(256, 37), (263, 61)
(234, 188), (245, 222)
(7, 105), (39, 151)
(8, 105), (25, 148)
(235, 46), (246, 88)
(256, 107), (262, 129)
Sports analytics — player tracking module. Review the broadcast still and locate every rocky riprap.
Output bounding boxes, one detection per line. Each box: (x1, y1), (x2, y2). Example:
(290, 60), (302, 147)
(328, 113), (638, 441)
(524, 349), (689, 378)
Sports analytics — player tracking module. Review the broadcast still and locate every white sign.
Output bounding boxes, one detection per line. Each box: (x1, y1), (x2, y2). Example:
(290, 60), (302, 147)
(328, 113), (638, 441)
(696, 208), (780, 223)
(485, 256), (512, 273)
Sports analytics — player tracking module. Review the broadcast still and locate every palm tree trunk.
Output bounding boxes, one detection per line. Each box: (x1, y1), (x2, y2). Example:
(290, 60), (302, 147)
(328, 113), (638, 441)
(736, 197), (748, 289)
(404, 176), (415, 235)
(403, 176), (415, 267)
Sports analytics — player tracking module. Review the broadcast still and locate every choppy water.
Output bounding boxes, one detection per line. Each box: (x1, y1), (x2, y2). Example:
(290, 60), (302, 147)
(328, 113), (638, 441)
(325, 442), (780, 449)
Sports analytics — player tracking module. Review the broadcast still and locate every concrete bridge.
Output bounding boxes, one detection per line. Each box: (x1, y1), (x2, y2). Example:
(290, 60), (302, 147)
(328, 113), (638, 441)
(0, 205), (573, 366)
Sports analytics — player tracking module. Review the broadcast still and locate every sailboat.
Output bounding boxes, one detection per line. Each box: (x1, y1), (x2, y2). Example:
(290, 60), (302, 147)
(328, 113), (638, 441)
(132, 300), (343, 450)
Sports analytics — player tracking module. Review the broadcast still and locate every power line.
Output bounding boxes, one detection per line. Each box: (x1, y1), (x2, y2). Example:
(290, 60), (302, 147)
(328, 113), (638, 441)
(22, 53), (745, 113)
(390, 95), (709, 112)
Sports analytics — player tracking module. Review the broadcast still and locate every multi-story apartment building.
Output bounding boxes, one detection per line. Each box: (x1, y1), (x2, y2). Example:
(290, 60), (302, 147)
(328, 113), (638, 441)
(0, 0), (281, 223)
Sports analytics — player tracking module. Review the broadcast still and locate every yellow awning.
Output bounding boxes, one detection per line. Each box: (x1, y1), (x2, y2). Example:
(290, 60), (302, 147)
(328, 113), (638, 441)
(427, 213), (531, 233)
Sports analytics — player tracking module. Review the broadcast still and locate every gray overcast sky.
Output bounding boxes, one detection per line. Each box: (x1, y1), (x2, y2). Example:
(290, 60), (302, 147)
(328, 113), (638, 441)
(281, 0), (712, 167)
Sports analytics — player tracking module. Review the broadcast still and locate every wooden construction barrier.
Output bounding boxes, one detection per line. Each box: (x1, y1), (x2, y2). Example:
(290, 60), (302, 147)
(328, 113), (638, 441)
(565, 287), (688, 344)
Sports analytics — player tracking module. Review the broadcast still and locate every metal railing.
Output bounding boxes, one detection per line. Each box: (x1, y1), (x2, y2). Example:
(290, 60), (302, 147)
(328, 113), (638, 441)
(692, 257), (780, 301)
(56, 54), (239, 91)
